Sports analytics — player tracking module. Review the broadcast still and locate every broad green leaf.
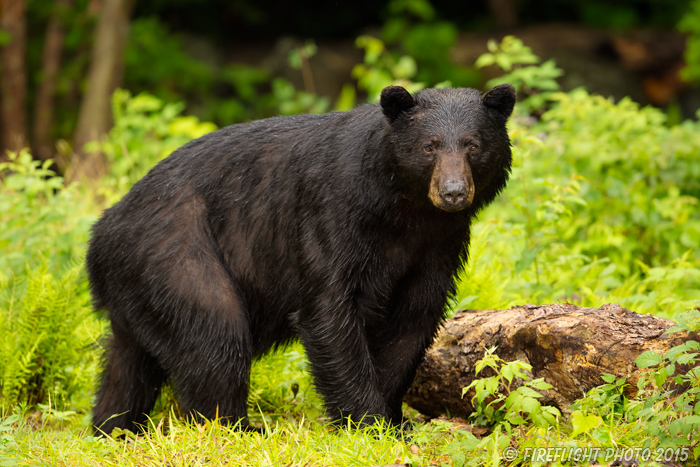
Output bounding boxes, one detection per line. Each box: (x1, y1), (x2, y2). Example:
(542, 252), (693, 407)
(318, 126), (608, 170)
(601, 373), (616, 383)
(635, 351), (662, 369)
(515, 386), (544, 399)
(520, 396), (541, 414)
(570, 411), (602, 438)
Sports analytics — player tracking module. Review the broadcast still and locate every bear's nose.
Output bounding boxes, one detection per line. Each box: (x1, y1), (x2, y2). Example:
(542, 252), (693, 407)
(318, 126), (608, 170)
(441, 182), (467, 206)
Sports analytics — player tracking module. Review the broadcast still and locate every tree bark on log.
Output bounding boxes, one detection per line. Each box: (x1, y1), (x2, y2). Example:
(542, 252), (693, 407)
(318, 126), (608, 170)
(405, 303), (695, 419)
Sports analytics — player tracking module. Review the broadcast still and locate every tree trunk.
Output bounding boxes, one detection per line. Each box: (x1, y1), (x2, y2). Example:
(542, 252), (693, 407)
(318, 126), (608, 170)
(70, 0), (133, 181)
(405, 303), (696, 418)
(487, 0), (519, 29)
(0, 0), (28, 157)
(33, 0), (72, 163)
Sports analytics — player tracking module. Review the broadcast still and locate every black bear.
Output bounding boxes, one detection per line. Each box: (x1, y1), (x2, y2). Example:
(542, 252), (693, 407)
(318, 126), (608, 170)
(87, 84), (515, 434)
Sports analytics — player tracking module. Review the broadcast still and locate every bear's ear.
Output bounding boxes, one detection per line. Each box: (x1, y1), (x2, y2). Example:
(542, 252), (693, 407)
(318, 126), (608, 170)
(380, 86), (415, 122)
(482, 84), (516, 119)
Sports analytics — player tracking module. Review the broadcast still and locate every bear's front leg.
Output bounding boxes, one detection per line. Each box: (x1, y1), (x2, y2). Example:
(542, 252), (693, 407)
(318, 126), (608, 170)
(294, 295), (389, 426)
(368, 320), (442, 425)
(368, 259), (459, 425)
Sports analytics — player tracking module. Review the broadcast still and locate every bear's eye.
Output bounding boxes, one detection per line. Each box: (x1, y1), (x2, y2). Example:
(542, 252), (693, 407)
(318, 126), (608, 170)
(468, 144), (479, 152)
(423, 145), (434, 154)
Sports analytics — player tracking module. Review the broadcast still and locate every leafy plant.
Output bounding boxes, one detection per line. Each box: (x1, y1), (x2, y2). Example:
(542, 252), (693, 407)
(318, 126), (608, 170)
(566, 373), (627, 448)
(381, 0), (479, 88)
(463, 347), (560, 431)
(270, 77), (330, 116)
(351, 0), (484, 103)
(0, 150), (96, 276)
(571, 373), (628, 423)
(475, 36), (564, 113)
(86, 89), (218, 201)
(0, 413), (20, 465)
(679, 0), (700, 85)
(0, 264), (103, 411)
(452, 44), (700, 318)
(419, 349), (563, 467)
(352, 35), (428, 102)
(624, 313), (700, 457)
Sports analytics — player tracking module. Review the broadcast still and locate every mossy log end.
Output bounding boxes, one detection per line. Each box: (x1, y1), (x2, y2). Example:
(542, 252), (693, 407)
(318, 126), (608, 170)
(405, 303), (695, 418)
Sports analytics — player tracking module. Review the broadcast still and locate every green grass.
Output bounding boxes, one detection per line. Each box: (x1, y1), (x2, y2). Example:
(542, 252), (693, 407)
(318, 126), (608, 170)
(0, 341), (462, 466)
(12, 421), (427, 466)
(3, 406), (416, 466)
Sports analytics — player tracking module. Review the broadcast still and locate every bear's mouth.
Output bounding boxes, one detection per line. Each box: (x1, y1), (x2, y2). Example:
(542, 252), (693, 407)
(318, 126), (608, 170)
(430, 193), (473, 212)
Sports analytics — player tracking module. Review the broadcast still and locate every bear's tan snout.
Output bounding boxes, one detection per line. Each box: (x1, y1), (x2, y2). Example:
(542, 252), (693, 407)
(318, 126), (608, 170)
(428, 153), (475, 212)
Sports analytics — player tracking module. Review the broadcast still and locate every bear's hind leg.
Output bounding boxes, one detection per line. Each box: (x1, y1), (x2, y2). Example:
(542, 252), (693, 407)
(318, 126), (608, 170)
(167, 316), (254, 430)
(136, 236), (259, 430)
(93, 326), (166, 436)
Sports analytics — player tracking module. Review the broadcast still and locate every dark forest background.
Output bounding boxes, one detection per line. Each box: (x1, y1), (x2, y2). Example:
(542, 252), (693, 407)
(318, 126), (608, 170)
(1, 0), (699, 180)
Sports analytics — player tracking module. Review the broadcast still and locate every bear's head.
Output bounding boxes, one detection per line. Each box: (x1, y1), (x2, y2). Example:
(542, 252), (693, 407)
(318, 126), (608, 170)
(380, 84), (515, 213)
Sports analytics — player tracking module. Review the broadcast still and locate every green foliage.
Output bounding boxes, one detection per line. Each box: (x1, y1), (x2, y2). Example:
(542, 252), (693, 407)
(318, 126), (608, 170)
(0, 150), (96, 275)
(539, 91), (700, 268)
(679, 0), (700, 84)
(625, 317), (700, 456)
(567, 373), (627, 447)
(463, 347), (560, 431)
(0, 151), (103, 414)
(0, 264), (103, 411)
(270, 77), (330, 116)
(381, 0), (479, 88)
(288, 40), (318, 72)
(217, 63), (330, 121)
(569, 409), (603, 438)
(124, 17), (215, 105)
(475, 36), (564, 113)
(0, 413), (20, 465)
(352, 35), (428, 102)
(87, 89), (218, 201)
(453, 60), (700, 317)
(123, 17), (330, 126)
(406, 349), (563, 467)
(216, 64), (271, 121)
(351, 0), (482, 102)
(248, 343), (324, 425)
(576, 373), (628, 420)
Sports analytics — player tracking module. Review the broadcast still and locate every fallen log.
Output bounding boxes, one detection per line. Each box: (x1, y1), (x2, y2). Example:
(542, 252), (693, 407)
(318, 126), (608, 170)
(405, 303), (696, 418)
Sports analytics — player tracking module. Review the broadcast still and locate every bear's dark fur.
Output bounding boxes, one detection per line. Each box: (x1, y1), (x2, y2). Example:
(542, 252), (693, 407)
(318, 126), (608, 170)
(87, 84), (515, 434)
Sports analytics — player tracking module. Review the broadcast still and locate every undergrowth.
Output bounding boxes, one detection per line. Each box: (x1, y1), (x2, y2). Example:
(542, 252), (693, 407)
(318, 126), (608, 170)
(1, 29), (700, 466)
